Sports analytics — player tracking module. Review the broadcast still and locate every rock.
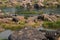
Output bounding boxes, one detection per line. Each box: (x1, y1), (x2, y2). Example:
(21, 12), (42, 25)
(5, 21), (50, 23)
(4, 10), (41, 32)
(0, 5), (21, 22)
(38, 2), (44, 7)
(8, 27), (47, 40)
(55, 14), (60, 18)
(37, 15), (44, 21)
(37, 14), (58, 22)
(16, 16), (26, 22)
(0, 18), (11, 23)
(34, 4), (40, 10)
(27, 16), (36, 22)
(12, 17), (19, 22)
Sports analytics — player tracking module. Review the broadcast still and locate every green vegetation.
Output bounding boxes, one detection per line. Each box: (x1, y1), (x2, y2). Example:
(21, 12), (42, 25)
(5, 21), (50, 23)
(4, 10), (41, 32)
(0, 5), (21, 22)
(20, 11), (37, 14)
(43, 20), (60, 29)
(1, 0), (8, 2)
(32, 22), (40, 28)
(0, 39), (7, 40)
(0, 4), (6, 9)
(16, 10), (44, 15)
(0, 21), (26, 30)
(16, 10), (38, 15)
(0, 19), (41, 30)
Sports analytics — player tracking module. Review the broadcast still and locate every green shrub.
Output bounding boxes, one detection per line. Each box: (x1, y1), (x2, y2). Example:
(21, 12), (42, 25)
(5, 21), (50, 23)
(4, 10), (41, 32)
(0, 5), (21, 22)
(0, 39), (7, 40)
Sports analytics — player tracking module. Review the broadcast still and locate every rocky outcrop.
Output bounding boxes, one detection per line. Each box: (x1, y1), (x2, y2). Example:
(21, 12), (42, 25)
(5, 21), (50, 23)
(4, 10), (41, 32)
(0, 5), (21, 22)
(43, 14), (57, 22)
(0, 18), (12, 23)
(8, 27), (47, 40)
(37, 14), (60, 22)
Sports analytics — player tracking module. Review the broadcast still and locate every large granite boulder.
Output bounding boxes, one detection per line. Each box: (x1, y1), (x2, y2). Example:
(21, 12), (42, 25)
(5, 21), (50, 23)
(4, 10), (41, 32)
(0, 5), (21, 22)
(8, 27), (47, 40)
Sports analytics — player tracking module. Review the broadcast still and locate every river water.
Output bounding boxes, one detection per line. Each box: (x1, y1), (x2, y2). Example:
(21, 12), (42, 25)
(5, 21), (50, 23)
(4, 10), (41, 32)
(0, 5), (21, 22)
(2, 7), (60, 15)
(0, 30), (13, 39)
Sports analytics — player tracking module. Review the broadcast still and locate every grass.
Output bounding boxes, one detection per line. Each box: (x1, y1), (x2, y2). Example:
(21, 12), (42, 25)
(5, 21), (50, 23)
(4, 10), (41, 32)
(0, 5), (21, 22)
(43, 20), (60, 29)
(17, 11), (38, 14)
(0, 19), (42, 30)
(0, 21), (26, 30)
(0, 39), (7, 40)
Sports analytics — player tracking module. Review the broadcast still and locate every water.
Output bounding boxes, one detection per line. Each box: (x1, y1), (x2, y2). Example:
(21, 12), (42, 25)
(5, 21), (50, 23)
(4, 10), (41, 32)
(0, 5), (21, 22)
(2, 7), (60, 15)
(2, 7), (16, 14)
(0, 30), (13, 39)
(41, 8), (60, 14)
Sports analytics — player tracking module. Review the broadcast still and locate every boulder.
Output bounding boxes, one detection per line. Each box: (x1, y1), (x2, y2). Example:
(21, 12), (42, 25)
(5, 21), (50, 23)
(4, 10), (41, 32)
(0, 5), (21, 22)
(37, 14), (58, 22)
(12, 17), (19, 22)
(8, 27), (47, 40)
(37, 15), (44, 21)
(34, 4), (40, 10)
